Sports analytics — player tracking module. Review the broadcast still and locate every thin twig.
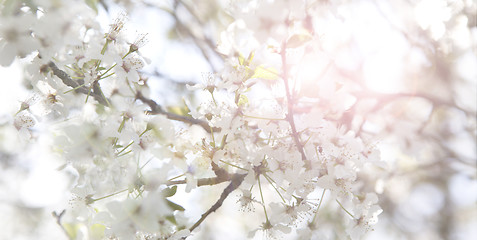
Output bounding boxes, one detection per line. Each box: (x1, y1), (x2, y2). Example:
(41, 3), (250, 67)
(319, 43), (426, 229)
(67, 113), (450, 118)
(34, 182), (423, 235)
(48, 61), (109, 105)
(135, 91), (216, 133)
(51, 210), (69, 239)
(50, 60), (216, 133)
(280, 43), (311, 169)
(167, 175), (239, 187)
(187, 173), (246, 234)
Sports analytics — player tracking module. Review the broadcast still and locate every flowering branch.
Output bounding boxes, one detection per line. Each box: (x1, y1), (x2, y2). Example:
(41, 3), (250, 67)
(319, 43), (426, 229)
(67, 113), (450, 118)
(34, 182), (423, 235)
(48, 61), (109, 105)
(187, 173), (247, 234)
(48, 61), (214, 133)
(280, 42), (311, 169)
(135, 91), (215, 133)
(167, 173), (246, 187)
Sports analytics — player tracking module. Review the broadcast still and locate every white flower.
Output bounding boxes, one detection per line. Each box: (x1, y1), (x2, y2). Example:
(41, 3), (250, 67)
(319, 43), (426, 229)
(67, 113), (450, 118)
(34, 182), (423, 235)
(248, 220), (291, 239)
(102, 191), (172, 238)
(115, 55), (144, 83)
(68, 186), (96, 221)
(106, 12), (128, 42)
(0, 14), (41, 66)
(13, 111), (36, 130)
(129, 33), (148, 53)
(346, 193), (383, 240)
(237, 189), (258, 212)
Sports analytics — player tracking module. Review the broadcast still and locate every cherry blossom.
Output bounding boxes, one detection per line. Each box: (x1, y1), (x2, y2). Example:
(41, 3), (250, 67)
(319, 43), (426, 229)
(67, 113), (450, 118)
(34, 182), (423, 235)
(1, 0), (475, 240)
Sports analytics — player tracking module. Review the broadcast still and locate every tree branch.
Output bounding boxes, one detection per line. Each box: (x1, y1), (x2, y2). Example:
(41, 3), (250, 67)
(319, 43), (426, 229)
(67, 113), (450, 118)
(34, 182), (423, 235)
(135, 91), (216, 133)
(51, 210), (69, 238)
(48, 61), (109, 105)
(48, 61), (214, 133)
(280, 43), (311, 169)
(187, 173), (246, 235)
(167, 175), (236, 187)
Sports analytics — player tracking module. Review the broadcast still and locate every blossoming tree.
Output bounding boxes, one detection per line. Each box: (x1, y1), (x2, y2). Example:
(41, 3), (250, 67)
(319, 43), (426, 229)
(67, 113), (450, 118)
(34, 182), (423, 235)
(0, 0), (475, 239)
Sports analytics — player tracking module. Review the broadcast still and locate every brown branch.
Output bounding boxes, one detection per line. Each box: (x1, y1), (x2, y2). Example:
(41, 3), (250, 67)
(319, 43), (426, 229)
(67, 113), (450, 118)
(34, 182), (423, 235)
(51, 210), (69, 238)
(352, 91), (474, 116)
(48, 61), (109, 105)
(50, 60), (216, 133)
(167, 175), (233, 187)
(280, 42), (311, 169)
(135, 91), (216, 133)
(187, 173), (246, 234)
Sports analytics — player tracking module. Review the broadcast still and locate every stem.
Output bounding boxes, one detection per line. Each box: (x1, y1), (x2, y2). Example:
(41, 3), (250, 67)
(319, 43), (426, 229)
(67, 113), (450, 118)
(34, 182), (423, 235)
(85, 85), (93, 103)
(263, 173), (286, 203)
(63, 83), (87, 94)
(210, 91), (217, 107)
(219, 160), (248, 171)
(117, 150), (132, 157)
(219, 134), (228, 150)
(122, 50), (132, 59)
(257, 175), (269, 221)
(91, 189), (128, 202)
(311, 189), (326, 224)
(100, 40), (110, 55)
(210, 126), (216, 147)
(138, 127), (149, 137)
(280, 42), (310, 169)
(188, 173), (246, 233)
(100, 63), (116, 77)
(336, 199), (355, 219)
(168, 173), (186, 182)
(49, 61), (109, 105)
(242, 115), (286, 121)
(64, 65), (83, 75)
(140, 158), (153, 170)
(99, 71), (115, 80)
(117, 141), (134, 155)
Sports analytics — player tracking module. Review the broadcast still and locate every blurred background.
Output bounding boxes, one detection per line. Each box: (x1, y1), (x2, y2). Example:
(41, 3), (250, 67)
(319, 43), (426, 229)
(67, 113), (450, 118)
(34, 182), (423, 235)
(0, 0), (476, 239)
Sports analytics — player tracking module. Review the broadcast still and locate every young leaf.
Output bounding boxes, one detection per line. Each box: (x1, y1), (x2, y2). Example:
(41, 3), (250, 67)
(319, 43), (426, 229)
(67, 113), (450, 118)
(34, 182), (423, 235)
(90, 223), (106, 239)
(162, 185), (178, 197)
(85, 0), (99, 13)
(238, 51), (255, 66)
(167, 105), (192, 117)
(63, 223), (81, 239)
(251, 65), (278, 81)
(238, 94), (249, 107)
(286, 33), (312, 48)
(166, 215), (177, 225)
(166, 199), (186, 211)
(238, 53), (245, 66)
(245, 51), (255, 66)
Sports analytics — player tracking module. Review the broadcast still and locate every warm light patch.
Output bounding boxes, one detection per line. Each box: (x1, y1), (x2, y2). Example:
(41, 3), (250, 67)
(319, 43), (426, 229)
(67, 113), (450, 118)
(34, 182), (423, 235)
(363, 51), (404, 94)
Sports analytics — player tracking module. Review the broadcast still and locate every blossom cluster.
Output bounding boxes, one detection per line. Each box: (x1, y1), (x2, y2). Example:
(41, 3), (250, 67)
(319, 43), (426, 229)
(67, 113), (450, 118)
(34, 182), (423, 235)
(0, 0), (391, 239)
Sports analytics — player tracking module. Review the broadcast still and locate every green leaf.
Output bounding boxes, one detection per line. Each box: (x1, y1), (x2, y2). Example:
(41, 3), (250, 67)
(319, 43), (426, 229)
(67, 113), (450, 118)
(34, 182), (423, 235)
(166, 199), (185, 211)
(238, 51), (255, 66)
(95, 102), (106, 114)
(63, 223), (81, 239)
(238, 53), (245, 66)
(286, 33), (312, 48)
(162, 186), (178, 197)
(251, 65), (278, 80)
(165, 215), (177, 225)
(90, 223), (105, 239)
(85, 0), (99, 13)
(245, 51), (255, 66)
(167, 105), (191, 117)
(238, 94), (249, 107)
